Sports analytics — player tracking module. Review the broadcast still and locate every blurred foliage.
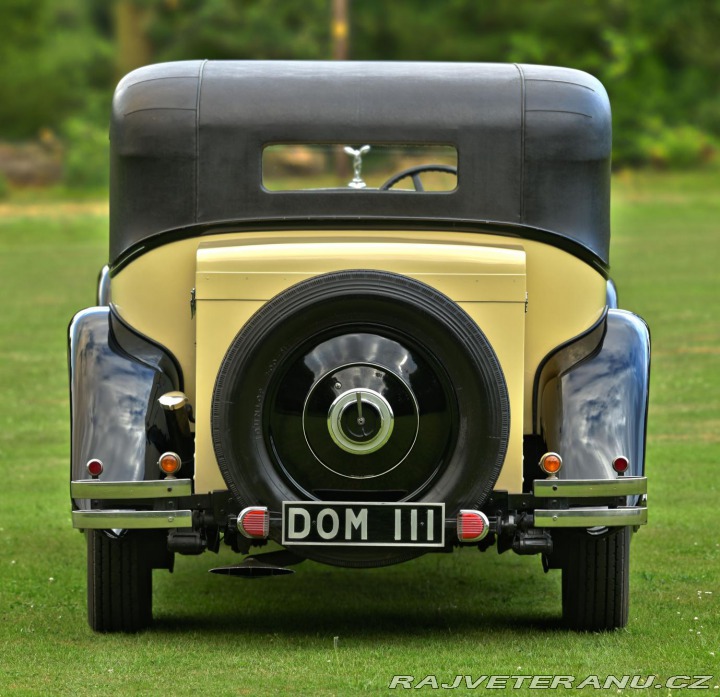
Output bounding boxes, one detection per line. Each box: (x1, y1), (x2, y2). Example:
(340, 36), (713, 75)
(0, 0), (112, 139)
(61, 116), (110, 188)
(349, 0), (720, 167)
(0, 0), (718, 186)
(149, 0), (329, 60)
(633, 121), (718, 169)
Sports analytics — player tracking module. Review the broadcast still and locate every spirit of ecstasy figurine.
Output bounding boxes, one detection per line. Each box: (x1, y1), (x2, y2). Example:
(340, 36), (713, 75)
(344, 145), (371, 189)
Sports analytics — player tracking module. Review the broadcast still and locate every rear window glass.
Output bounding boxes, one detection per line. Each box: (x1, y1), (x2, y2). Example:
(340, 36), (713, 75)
(262, 144), (457, 192)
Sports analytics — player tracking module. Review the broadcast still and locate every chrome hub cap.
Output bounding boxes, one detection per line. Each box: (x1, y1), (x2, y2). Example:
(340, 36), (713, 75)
(327, 388), (394, 455)
(302, 361), (420, 479)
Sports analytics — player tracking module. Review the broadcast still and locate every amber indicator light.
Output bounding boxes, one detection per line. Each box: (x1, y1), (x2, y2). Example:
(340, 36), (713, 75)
(539, 452), (563, 475)
(158, 452), (182, 476)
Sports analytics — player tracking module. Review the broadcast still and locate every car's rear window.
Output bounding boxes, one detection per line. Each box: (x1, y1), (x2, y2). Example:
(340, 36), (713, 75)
(262, 143), (457, 192)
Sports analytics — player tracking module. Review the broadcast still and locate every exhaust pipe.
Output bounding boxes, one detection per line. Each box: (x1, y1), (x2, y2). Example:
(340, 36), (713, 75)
(210, 551), (304, 578)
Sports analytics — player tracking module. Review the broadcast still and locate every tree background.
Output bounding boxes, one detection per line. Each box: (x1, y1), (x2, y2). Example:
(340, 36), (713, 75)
(0, 0), (718, 188)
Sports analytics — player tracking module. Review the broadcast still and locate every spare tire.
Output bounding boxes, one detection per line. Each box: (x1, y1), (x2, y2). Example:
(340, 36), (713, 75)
(212, 270), (509, 567)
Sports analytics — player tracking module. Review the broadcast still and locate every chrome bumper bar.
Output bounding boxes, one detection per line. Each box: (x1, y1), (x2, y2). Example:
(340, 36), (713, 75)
(69, 477), (648, 531)
(71, 479), (194, 530)
(71, 478), (192, 499)
(72, 509), (193, 529)
(533, 476), (646, 498)
(534, 506), (647, 528)
(532, 476), (647, 528)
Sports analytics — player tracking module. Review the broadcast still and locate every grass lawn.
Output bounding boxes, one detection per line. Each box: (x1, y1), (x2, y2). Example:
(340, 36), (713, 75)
(0, 171), (718, 695)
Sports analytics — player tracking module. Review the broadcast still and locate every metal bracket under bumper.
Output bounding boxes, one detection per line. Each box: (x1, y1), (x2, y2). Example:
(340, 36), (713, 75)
(534, 506), (647, 527)
(72, 509), (193, 529)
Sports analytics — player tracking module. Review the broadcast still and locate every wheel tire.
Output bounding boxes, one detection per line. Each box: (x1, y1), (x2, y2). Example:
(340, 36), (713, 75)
(212, 270), (510, 567)
(561, 527), (630, 631)
(87, 530), (152, 632)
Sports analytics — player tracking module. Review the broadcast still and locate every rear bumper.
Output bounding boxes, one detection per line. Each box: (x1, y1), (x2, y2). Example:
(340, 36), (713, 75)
(534, 506), (647, 527)
(532, 476), (647, 528)
(72, 509), (193, 529)
(71, 478), (193, 530)
(71, 478), (192, 499)
(70, 476), (648, 532)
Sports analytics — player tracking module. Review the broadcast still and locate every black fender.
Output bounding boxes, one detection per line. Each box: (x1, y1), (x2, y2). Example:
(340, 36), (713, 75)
(538, 309), (650, 480)
(68, 307), (182, 505)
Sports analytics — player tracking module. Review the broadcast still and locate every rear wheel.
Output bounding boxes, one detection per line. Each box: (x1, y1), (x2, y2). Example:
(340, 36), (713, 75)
(561, 527), (630, 631)
(87, 530), (153, 632)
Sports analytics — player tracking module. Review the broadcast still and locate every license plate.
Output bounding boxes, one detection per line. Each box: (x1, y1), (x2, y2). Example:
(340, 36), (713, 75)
(281, 501), (445, 547)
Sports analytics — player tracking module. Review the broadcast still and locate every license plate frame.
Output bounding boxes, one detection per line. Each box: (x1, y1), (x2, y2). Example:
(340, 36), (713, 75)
(281, 501), (445, 547)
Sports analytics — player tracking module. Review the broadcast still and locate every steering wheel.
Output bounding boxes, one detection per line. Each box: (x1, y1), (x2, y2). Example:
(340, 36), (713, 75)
(379, 164), (457, 191)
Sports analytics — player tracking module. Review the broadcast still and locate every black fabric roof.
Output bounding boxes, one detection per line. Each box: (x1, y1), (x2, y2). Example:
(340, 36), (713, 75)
(110, 61), (611, 267)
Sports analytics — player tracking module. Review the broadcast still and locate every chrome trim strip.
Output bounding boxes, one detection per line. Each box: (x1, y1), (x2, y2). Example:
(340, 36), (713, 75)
(72, 509), (193, 529)
(533, 476), (647, 498)
(71, 479), (192, 499)
(97, 264), (111, 305)
(535, 506), (647, 528)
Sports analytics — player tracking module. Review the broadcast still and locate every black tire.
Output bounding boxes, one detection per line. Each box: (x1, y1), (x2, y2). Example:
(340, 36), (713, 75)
(87, 530), (152, 632)
(561, 527), (630, 631)
(212, 270), (510, 567)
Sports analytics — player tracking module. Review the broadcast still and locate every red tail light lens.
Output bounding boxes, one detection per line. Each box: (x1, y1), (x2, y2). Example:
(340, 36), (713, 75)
(86, 459), (104, 477)
(612, 456), (630, 473)
(457, 510), (490, 543)
(237, 507), (270, 539)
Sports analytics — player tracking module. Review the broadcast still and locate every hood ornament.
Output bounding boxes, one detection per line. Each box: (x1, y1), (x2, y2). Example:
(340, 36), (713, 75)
(344, 145), (371, 189)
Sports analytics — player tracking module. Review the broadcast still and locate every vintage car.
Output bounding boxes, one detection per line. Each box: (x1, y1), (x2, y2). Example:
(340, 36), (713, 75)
(69, 61), (649, 632)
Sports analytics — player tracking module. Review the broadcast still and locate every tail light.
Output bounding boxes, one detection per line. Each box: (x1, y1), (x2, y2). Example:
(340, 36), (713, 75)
(86, 459), (104, 478)
(237, 507), (270, 539)
(457, 510), (490, 543)
(612, 456), (630, 474)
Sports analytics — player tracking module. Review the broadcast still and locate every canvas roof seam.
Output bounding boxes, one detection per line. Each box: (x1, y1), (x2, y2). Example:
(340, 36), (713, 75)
(123, 106), (196, 117)
(514, 63), (526, 224)
(524, 78), (597, 93)
(123, 74), (200, 89)
(195, 59), (208, 225)
(526, 109), (593, 119)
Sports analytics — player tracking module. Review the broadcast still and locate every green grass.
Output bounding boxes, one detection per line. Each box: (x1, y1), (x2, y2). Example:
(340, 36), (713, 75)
(1, 172), (719, 695)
